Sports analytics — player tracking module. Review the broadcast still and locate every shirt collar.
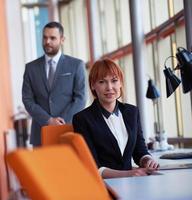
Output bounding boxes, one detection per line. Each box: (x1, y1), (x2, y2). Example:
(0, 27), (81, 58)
(96, 100), (119, 119)
(45, 50), (62, 64)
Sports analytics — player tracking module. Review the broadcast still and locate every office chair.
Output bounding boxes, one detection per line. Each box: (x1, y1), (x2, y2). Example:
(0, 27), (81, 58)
(59, 132), (104, 184)
(6, 145), (112, 200)
(41, 124), (73, 146)
(59, 132), (118, 200)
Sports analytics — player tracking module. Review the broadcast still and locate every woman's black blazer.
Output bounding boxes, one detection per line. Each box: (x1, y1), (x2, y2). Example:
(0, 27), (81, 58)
(72, 100), (149, 170)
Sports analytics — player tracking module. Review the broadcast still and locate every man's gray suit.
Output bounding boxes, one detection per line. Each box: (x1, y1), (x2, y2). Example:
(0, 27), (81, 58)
(22, 54), (86, 146)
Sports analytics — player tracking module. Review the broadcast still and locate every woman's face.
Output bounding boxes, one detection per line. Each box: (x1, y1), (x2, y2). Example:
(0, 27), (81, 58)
(91, 74), (122, 107)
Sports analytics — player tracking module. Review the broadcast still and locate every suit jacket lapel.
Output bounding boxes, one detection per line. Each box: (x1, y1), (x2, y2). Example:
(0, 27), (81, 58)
(39, 56), (49, 92)
(91, 100), (122, 157)
(50, 54), (65, 91)
(119, 104), (134, 159)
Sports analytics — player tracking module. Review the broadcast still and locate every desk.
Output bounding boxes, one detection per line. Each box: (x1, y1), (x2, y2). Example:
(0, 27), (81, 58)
(105, 149), (192, 200)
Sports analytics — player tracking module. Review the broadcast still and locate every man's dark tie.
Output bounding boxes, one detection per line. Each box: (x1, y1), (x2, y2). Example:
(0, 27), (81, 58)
(48, 59), (55, 88)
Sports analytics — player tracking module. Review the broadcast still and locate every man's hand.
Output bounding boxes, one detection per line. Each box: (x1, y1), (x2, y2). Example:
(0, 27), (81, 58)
(48, 117), (65, 125)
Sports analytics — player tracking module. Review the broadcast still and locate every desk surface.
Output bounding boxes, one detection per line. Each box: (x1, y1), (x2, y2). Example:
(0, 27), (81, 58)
(105, 149), (192, 200)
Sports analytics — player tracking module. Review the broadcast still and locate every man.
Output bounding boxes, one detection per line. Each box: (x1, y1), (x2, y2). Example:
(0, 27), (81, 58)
(22, 22), (87, 146)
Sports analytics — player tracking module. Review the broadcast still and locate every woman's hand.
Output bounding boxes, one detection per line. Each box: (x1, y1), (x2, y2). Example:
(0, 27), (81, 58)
(102, 166), (158, 178)
(140, 156), (159, 169)
(126, 168), (153, 177)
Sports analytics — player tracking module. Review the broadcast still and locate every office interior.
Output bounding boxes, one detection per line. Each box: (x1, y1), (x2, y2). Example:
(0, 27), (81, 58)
(0, 0), (192, 199)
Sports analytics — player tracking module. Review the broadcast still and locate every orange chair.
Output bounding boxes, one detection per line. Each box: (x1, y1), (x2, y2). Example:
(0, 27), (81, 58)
(6, 145), (112, 200)
(59, 132), (118, 200)
(41, 124), (73, 146)
(59, 132), (103, 184)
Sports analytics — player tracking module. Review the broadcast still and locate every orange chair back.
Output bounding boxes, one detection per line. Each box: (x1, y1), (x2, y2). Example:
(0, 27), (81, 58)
(41, 124), (73, 146)
(6, 145), (112, 200)
(59, 132), (104, 185)
(59, 132), (118, 200)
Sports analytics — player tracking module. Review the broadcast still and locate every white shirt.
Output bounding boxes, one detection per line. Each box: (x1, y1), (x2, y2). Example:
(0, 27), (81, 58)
(103, 111), (128, 155)
(99, 109), (128, 175)
(45, 50), (62, 78)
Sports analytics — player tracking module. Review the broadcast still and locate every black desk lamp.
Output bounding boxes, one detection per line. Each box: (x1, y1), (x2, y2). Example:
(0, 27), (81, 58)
(163, 47), (192, 98)
(146, 79), (160, 100)
(163, 67), (181, 98)
(146, 79), (160, 137)
(146, 79), (174, 151)
(146, 79), (161, 146)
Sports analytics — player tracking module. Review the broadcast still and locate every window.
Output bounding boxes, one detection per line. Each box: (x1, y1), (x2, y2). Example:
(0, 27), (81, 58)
(21, 0), (49, 62)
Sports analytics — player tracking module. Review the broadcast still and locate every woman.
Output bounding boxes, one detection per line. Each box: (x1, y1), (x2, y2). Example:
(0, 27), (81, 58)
(73, 58), (159, 178)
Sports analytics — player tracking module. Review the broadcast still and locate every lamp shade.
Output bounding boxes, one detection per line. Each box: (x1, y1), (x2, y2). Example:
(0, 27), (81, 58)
(163, 67), (181, 98)
(146, 79), (160, 99)
(176, 47), (192, 93)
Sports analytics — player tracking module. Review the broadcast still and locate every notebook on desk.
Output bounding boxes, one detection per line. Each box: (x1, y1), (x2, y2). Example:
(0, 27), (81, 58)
(159, 163), (192, 170)
(160, 151), (192, 159)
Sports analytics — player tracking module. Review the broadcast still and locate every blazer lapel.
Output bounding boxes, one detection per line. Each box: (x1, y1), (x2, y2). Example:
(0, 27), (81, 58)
(50, 54), (65, 91)
(39, 56), (49, 92)
(91, 101), (122, 157)
(119, 104), (134, 159)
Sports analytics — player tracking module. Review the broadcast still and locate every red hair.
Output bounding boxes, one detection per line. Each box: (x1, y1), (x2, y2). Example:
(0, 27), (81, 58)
(89, 58), (124, 97)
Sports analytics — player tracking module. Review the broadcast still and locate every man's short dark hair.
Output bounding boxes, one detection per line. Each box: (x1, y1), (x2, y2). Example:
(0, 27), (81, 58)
(43, 22), (64, 36)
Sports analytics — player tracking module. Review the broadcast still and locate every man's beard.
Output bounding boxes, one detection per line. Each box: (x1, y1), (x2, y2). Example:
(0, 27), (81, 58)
(43, 46), (59, 56)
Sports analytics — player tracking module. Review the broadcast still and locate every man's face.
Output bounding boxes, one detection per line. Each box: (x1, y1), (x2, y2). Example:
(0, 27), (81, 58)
(42, 27), (64, 56)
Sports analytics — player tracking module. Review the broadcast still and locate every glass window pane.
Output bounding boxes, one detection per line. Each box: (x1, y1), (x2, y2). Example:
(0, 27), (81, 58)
(21, 4), (48, 61)
(119, 0), (131, 45)
(35, 7), (49, 57)
(145, 44), (156, 138)
(59, 0), (89, 61)
(121, 55), (136, 105)
(175, 26), (192, 137)
(104, 0), (118, 52)
(153, 0), (169, 27)
(173, 0), (183, 14)
(142, 0), (151, 33)
(158, 36), (178, 137)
